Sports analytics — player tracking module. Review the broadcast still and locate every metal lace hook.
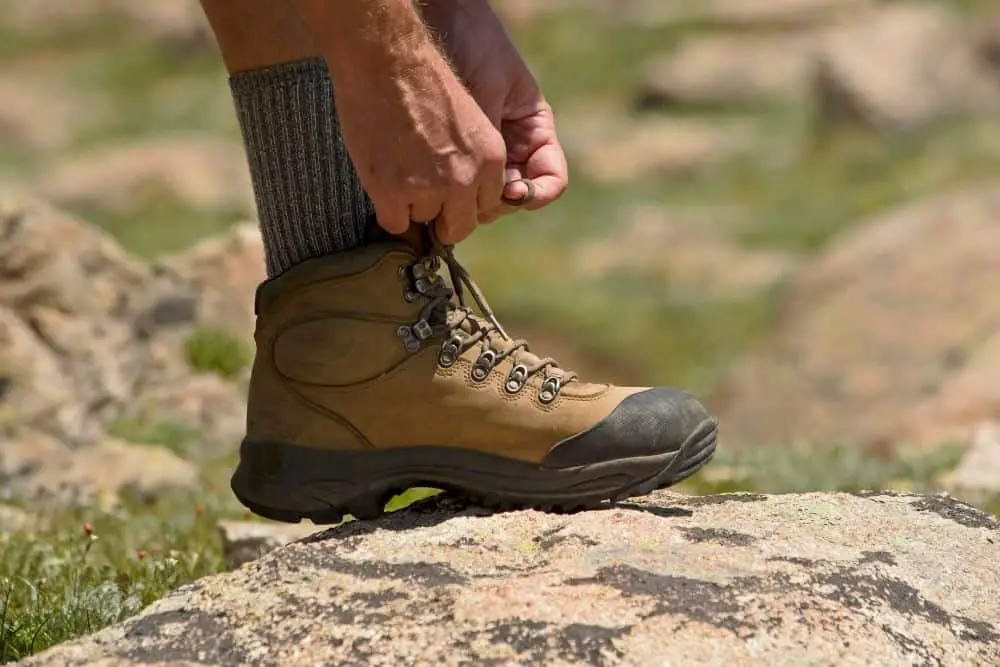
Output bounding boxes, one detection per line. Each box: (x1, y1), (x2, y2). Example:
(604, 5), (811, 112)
(426, 223), (509, 341)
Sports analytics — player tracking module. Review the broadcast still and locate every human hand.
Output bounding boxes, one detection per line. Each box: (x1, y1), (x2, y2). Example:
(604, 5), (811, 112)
(421, 0), (569, 224)
(296, 0), (508, 244)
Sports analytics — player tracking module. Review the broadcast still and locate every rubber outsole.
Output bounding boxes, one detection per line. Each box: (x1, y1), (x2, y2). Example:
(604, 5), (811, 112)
(230, 417), (718, 524)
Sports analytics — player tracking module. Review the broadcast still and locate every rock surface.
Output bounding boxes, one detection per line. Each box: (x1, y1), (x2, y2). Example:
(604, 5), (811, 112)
(38, 136), (254, 214)
(711, 182), (1000, 451)
(567, 115), (764, 182)
(0, 190), (251, 504)
(636, 2), (1000, 134)
(813, 4), (1000, 132)
(2, 0), (213, 52)
(943, 422), (1000, 498)
(0, 190), (176, 445)
(17, 491), (1000, 666)
(217, 520), (323, 570)
(0, 70), (110, 156)
(613, 0), (871, 28)
(156, 222), (265, 346)
(496, 0), (871, 29)
(0, 504), (32, 535)
(0, 431), (198, 508)
(572, 205), (799, 303)
(637, 33), (819, 108)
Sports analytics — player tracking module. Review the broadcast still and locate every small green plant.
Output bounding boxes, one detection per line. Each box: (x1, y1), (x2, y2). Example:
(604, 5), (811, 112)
(678, 442), (968, 497)
(184, 327), (251, 379)
(0, 484), (241, 664)
(0, 481), (441, 663)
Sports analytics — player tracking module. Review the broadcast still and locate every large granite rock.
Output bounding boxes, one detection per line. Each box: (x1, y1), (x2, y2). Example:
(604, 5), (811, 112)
(0, 190), (252, 504)
(17, 491), (1000, 666)
(812, 3), (1000, 132)
(710, 182), (1000, 453)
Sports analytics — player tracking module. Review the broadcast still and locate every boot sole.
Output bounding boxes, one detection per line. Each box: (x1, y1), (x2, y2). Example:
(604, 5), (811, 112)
(230, 417), (718, 524)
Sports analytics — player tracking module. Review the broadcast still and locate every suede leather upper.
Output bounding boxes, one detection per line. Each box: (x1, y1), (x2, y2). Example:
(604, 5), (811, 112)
(245, 242), (712, 466)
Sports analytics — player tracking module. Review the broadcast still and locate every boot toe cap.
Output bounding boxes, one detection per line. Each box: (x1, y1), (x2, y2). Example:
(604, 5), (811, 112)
(542, 387), (715, 468)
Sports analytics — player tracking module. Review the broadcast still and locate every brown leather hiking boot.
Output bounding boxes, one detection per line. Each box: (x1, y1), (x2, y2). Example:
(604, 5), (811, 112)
(231, 233), (718, 523)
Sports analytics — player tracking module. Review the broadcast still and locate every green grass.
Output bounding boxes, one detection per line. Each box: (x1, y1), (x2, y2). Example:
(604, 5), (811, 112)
(679, 442), (968, 496)
(0, 482), (239, 663)
(107, 418), (203, 459)
(65, 193), (246, 262)
(0, 481), (438, 664)
(184, 327), (253, 379)
(3, 2), (1000, 662)
(62, 41), (233, 149)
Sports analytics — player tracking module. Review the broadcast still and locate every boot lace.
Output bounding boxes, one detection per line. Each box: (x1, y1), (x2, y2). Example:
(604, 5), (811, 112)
(396, 229), (578, 404)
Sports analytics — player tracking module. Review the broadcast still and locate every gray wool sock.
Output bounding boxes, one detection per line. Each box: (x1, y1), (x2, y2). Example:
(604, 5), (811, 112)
(229, 58), (378, 278)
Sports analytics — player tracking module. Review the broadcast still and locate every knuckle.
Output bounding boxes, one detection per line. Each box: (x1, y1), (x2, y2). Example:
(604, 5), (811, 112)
(486, 137), (507, 164)
(485, 152), (506, 173)
(375, 213), (408, 232)
(401, 175), (435, 195)
(451, 167), (478, 190)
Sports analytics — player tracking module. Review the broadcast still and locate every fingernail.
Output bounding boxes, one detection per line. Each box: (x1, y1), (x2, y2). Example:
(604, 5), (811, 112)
(501, 178), (536, 206)
(503, 181), (528, 200)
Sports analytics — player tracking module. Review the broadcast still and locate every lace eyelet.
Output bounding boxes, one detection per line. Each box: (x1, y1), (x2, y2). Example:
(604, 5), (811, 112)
(505, 364), (529, 394)
(470, 349), (497, 382)
(439, 336), (462, 368)
(412, 257), (439, 279)
(412, 319), (434, 341)
(538, 377), (562, 404)
(396, 325), (420, 354)
(397, 263), (411, 280)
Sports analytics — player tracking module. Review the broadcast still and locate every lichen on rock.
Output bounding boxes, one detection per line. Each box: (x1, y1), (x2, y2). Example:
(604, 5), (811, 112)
(16, 490), (1000, 667)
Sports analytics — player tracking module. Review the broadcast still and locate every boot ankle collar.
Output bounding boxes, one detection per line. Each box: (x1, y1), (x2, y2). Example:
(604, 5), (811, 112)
(254, 241), (419, 316)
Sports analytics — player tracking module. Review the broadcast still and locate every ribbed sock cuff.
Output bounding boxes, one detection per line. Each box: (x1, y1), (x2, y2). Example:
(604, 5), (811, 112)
(229, 58), (377, 277)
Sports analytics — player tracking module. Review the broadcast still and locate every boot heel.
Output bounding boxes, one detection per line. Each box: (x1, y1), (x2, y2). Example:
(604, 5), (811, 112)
(231, 439), (398, 525)
(230, 439), (338, 524)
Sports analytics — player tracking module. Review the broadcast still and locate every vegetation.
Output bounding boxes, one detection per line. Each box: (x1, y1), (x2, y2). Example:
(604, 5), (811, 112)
(2, 2), (999, 663)
(184, 327), (252, 379)
(1, 481), (237, 663)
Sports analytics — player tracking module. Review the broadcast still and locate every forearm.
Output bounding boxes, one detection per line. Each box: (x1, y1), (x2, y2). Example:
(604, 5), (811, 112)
(290, 0), (442, 84)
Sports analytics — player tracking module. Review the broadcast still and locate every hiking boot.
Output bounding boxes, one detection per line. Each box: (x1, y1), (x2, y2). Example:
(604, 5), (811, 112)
(231, 231), (718, 523)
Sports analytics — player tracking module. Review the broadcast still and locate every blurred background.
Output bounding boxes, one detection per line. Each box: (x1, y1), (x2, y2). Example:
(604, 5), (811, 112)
(1, 0), (1000, 660)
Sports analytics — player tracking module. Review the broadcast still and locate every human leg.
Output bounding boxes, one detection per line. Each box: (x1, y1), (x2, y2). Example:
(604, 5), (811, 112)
(201, 1), (718, 523)
(200, 0), (378, 278)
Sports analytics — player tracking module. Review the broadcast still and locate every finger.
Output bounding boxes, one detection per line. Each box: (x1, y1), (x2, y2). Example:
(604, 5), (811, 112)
(518, 141), (569, 211)
(501, 179), (535, 206)
(409, 196), (443, 225)
(496, 164), (525, 205)
(437, 189), (478, 244)
(477, 210), (500, 225)
(372, 197), (410, 236)
(476, 150), (506, 221)
(473, 166), (515, 223)
(476, 165), (524, 220)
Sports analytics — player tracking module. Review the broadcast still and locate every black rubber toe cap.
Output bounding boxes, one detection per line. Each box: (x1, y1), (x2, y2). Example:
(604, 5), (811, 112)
(542, 387), (714, 468)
